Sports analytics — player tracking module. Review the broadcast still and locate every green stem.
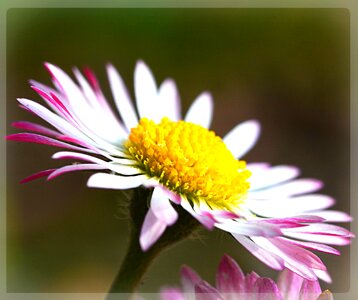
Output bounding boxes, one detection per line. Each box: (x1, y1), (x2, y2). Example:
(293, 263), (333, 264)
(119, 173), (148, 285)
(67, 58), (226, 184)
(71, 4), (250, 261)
(106, 187), (200, 298)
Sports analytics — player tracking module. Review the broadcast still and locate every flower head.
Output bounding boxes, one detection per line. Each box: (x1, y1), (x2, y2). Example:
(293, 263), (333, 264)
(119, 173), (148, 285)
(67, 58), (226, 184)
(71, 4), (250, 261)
(161, 254), (334, 300)
(7, 61), (353, 282)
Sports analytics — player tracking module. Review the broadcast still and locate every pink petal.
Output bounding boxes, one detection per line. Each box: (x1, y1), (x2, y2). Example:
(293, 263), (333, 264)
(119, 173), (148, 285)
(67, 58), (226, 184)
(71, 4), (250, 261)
(284, 223), (353, 237)
(251, 237), (325, 280)
(299, 279), (322, 300)
(151, 187), (178, 226)
(277, 269), (304, 300)
(223, 120), (261, 159)
(195, 281), (223, 300)
(245, 271), (260, 292)
(139, 209), (167, 251)
(216, 220), (282, 237)
(278, 237), (340, 255)
(252, 278), (283, 300)
(184, 92), (213, 129)
(160, 288), (185, 300)
(180, 265), (202, 293)
(216, 254), (245, 294)
(233, 235), (284, 270)
(180, 200), (215, 230)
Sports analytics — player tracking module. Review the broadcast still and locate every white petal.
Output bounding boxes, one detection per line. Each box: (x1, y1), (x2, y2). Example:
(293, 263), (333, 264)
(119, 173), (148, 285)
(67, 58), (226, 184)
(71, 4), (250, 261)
(46, 63), (126, 143)
(184, 92), (213, 128)
(249, 179), (323, 198)
(107, 64), (139, 131)
(140, 208), (167, 251)
(303, 210), (352, 222)
(249, 165), (300, 191)
(52, 151), (142, 175)
(151, 187), (178, 225)
(223, 120), (260, 159)
(157, 79), (181, 121)
(134, 60), (158, 119)
(248, 194), (335, 218)
(87, 173), (147, 189)
(313, 269), (332, 283)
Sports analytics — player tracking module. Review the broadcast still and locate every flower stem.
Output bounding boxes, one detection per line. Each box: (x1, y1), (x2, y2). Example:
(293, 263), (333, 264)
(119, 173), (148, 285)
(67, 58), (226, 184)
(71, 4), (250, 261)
(106, 187), (200, 298)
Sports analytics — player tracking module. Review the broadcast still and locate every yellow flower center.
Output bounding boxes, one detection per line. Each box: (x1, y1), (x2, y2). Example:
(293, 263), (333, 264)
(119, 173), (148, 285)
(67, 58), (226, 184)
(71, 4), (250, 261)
(125, 117), (251, 211)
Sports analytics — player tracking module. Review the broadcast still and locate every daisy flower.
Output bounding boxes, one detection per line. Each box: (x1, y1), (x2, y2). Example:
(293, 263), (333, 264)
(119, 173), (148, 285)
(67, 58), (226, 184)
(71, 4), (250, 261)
(161, 254), (333, 300)
(7, 61), (353, 283)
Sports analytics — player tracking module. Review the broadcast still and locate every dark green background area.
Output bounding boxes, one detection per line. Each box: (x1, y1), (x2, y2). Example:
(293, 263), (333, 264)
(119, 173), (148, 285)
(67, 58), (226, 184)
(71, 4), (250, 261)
(7, 8), (350, 294)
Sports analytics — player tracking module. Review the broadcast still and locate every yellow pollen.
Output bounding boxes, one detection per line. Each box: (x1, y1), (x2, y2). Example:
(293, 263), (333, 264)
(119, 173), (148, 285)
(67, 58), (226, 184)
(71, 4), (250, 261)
(125, 117), (251, 211)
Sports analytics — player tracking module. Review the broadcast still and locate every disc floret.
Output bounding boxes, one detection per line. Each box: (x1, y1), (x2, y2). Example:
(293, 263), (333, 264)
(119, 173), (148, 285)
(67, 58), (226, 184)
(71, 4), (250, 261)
(125, 117), (251, 211)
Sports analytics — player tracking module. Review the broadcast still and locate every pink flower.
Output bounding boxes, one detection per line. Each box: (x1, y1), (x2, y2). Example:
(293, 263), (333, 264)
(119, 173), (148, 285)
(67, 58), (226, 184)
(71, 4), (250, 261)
(161, 254), (334, 300)
(7, 61), (353, 282)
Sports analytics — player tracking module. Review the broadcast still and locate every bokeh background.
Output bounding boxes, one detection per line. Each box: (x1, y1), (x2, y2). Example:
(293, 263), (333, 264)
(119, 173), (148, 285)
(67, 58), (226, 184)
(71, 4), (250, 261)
(6, 8), (350, 295)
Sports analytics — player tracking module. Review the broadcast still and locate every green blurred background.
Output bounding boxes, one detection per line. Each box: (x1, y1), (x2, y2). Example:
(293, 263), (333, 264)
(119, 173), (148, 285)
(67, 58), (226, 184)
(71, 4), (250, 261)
(6, 8), (350, 295)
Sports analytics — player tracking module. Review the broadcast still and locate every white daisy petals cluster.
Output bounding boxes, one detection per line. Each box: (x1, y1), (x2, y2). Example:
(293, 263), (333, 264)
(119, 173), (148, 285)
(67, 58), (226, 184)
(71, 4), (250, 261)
(8, 61), (353, 283)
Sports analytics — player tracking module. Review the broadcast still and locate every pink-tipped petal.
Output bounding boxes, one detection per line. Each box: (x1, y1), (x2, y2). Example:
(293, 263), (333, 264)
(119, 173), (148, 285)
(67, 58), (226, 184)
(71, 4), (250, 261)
(223, 120), (261, 159)
(151, 187), (178, 226)
(139, 209), (167, 251)
(134, 60), (159, 120)
(20, 169), (56, 184)
(180, 200), (215, 230)
(252, 278), (283, 300)
(87, 173), (147, 190)
(6, 133), (94, 153)
(107, 64), (138, 131)
(11, 121), (61, 137)
(185, 92), (213, 129)
(216, 254), (245, 294)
